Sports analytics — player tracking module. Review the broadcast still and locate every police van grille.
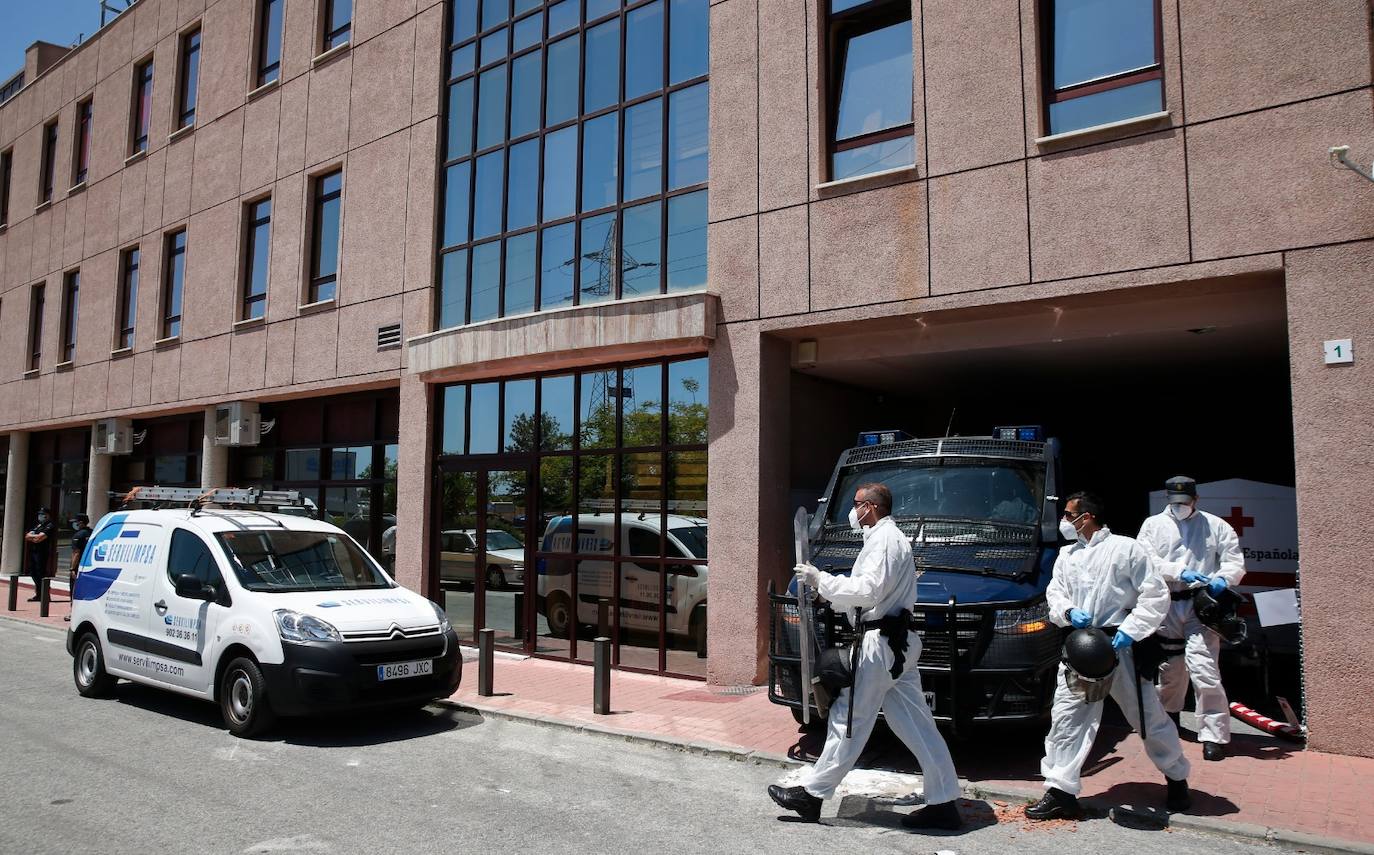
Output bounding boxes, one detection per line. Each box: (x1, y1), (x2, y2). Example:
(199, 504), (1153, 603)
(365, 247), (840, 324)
(842, 438), (1045, 466)
(912, 609), (986, 666)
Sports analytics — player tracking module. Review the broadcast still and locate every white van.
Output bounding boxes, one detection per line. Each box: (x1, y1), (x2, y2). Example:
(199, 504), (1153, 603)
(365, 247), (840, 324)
(535, 512), (708, 655)
(67, 489), (461, 737)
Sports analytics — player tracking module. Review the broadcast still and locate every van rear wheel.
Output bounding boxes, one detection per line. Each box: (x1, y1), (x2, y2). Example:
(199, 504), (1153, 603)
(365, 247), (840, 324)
(73, 632), (117, 698)
(220, 657), (275, 738)
(486, 566), (507, 590)
(546, 593), (572, 638)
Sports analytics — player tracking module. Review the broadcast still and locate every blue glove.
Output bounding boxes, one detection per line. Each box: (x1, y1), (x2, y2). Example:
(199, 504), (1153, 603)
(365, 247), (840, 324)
(1180, 569), (1209, 585)
(1207, 576), (1228, 595)
(1068, 608), (1092, 629)
(1112, 630), (1134, 650)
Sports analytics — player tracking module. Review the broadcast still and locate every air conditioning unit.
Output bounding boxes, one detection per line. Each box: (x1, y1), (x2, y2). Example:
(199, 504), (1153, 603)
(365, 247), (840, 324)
(93, 418), (134, 455)
(213, 401), (261, 447)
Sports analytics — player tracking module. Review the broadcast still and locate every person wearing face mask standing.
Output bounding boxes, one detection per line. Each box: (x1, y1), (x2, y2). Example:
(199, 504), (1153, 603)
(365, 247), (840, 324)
(22, 507), (57, 602)
(1027, 491), (1190, 820)
(768, 483), (962, 829)
(1136, 476), (1246, 761)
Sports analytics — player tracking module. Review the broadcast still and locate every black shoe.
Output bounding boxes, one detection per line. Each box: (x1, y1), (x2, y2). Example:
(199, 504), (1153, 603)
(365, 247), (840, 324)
(768, 784), (822, 822)
(1166, 778), (1192, 812)
(1025, 787), (1082, 821)
(1203, 742), (1225, 762)
(901, 800), (963, 830)
(27, 596), (40, 602)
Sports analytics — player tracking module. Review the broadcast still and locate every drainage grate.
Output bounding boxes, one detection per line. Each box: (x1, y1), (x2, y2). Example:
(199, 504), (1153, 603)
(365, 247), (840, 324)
(376, 323), (401, 351)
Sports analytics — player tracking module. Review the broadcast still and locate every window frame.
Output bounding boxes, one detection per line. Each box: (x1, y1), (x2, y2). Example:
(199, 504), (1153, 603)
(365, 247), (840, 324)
(115, 246), (140, 351)
(73, 99), (93, 186)
(162, 228), (188, 340)
(320, 0), (353, 53)
(60, 270), (80, 364)
(27, 283), (45, 372)
(176, 27), (202, 129)
(240, 196), (273, 321)
(1038, 0), (1165, 135)
(255, 0), (285, 87)
(39, 120), (59, 203)
(131, 58), (154, 155)
(0, 148), (12, 225)
(824, 0), (915, 181)
(307, 168), (344, 305)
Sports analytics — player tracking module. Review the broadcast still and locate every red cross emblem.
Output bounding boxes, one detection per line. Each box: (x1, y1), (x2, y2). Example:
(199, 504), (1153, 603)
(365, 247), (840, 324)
(1220, 506), (1255, 537)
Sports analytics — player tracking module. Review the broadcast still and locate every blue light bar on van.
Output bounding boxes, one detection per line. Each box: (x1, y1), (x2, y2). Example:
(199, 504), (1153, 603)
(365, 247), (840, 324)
(857, 429), (912, 447)
(994, 425), (1043, 442)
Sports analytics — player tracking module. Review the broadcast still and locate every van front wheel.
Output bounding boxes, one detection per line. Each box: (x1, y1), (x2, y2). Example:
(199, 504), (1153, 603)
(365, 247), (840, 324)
(73, 633), (117, 698)
(220, 657), (275, 738)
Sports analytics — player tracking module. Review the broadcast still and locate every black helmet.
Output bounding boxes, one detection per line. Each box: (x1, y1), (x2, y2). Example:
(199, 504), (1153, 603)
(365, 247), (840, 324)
(1193, 586), (1249, 646)
(1062, 628), (1117, 680)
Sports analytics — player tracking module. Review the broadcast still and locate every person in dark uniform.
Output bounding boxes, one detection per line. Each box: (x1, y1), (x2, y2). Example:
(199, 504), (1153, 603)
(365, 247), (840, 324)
(22, 507), (56, 602)
(65, 513), (92, 622)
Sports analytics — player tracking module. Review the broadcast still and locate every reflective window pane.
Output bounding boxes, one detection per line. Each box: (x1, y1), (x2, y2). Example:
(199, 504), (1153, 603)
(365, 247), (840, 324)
(480, 27), (508, 66)
(513, 13), (542, 50)
(504, 378), (537, 451)
(450, 42), (475, 78)
(622, 363), (663, 446)
(622, 453), (664, 546)
(581, 113), (619, 212)
(621, 201), (661, 298)
(441, 387), (468, 454)
(580, 370), (616, 448)
(541, 126), (577, 221)
(477, 65), (508, 150)
(504, 231), (537, 315)
(539, 222), (576, 309)
(285, 448), (322, 481)
(1052, 0), (1155, 89)
(507, 139), (540, 231)
(584, 20), (621, 113)
(439, 249), (469, 328)
(668, 83), (707, 189)
(546, 35), (580, 126)
(831, 136), (914, 180)
(667, 451), (707, 551)
(668, 0), (708, 84)
(835, 21), (913, 141)
(1047, 78), (1163, 135)
(470, 241), (502, 322)
(668, 358), (708, 444)
(666, 190), (707, 292)
(453, 0), (479, 43)
(446, 80), (474, 160)
(473, 150), (505, 239)
(470, 383), (500, 453)
(443, 161), (472, 248)
(331, 446), (372, 480)
(548, 0), (578, 35)
(587, 0), (618, 21)
(515, 0), (541, 16)
(579, 212), (617, 304)
(510, 51), (542, 139)
(482, 0), (509, 30)
(541, 374), (575, 451)
(625, 2), (664, 100)
(623, 97), (662, 201)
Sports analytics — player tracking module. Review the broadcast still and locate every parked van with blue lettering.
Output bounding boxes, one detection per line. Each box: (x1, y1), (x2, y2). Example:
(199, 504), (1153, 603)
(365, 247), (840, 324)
(68, 503), (461, 736)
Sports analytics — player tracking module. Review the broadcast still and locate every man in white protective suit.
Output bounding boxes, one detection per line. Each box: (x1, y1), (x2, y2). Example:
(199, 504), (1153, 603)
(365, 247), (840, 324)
(1136, 475), (1246, 761)
(1026, 491), (1192, 821)
(768, 482), (963, 829)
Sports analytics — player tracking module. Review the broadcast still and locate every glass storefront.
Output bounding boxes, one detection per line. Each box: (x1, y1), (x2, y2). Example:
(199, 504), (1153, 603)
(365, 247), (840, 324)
(232, 391), (400, 569)
(25, 428), (91, 575)
(435, 355), (708, 677)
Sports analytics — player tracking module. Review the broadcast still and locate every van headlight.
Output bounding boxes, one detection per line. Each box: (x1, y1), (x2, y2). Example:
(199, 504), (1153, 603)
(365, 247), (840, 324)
(993, 601), (1052, 635)
(431, 601), (452, 633)
(274, 610), (342, 643)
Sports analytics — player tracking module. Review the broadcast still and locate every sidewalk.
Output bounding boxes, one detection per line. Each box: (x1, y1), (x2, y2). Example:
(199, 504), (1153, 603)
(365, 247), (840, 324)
(9, 576), (1370, 852)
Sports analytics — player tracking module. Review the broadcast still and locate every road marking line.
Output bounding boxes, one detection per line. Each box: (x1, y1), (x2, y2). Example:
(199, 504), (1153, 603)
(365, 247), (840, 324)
(32, 636), (58, 643)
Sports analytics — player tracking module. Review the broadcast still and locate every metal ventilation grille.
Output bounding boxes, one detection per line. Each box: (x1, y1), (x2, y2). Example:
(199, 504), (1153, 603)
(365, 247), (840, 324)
(376, 323), (402, 351)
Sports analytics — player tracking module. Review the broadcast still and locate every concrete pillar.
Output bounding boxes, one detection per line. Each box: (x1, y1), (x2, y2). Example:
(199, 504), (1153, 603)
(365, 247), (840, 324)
(86, 434), (111, 521)
(1285, 241), (1374, 758)
(2, 433), (30, 576)
(201, 406), (229, 489)
(395, 375), (434, 593)
(705, 323), (791, 686)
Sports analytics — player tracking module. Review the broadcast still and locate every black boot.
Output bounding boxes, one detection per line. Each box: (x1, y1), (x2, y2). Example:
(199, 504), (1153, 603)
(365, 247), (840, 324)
(767, 784), (822, 822)
(1025, 787), (1082, 821)
(1168, 710), (1181, 731)
(901, 800), (963, 830)
(1166, 777), (1192, 812)
(1203, 742), (1225, 761)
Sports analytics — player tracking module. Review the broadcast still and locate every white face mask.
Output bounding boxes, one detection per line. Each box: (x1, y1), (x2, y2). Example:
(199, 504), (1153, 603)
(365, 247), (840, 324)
(1168, 502), (1195, 521)
(1058, 520), (1079, 541)
(848, 506), (863, 532)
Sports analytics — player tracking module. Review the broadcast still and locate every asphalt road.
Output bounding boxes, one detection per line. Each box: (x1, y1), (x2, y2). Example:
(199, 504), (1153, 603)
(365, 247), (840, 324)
(1, 616), (1276, 855)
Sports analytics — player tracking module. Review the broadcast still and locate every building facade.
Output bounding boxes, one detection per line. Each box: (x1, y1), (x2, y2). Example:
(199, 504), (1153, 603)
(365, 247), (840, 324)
(2, 0), (1372, 757)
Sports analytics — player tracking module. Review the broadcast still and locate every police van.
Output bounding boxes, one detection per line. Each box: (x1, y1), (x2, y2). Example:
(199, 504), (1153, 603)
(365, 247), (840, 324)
(67, 487), (461, 737)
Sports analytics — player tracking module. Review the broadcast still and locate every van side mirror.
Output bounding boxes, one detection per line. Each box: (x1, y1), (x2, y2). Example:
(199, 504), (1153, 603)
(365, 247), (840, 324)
(175, 573), (212, 600)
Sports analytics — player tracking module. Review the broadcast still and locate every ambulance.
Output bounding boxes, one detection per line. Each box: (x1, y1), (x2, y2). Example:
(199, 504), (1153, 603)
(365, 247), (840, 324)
(67, 487), (461, 737)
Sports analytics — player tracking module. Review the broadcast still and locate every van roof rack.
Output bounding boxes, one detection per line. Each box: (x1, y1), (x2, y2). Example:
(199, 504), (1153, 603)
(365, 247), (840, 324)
(110, 486), (305, 514)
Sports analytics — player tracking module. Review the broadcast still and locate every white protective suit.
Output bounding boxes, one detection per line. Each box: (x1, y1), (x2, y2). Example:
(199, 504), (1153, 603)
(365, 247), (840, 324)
(1041, 527), (1190, 795)
(1137, 508), (1246, 744)
(796, 516), (961, 804)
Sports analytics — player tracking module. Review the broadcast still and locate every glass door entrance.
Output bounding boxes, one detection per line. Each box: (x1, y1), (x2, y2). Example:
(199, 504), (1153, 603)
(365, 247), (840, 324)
(436, 465), (533, 653)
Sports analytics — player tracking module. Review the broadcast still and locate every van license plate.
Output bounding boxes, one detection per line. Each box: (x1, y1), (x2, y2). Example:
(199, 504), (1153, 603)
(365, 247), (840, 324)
(377, 660), (433, 681)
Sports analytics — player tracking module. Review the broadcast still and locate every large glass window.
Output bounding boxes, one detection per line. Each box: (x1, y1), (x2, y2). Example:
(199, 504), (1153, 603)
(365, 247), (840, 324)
(437, 0), (709, 330)
(73, 100), (92, 185)
(827, 1), (914, 181)
(322, 0), (353, 52)
(131, 59), (154, 155)
(60, 271), (79, 364)
(242, 199), (272, 320)
(177, 29), (201, 129)
(163, 230), (187, 339)
(309, 170), (343, 303)
(40, 121), (58, 203)
(257, 0), (284, 86)
(435, 356), (708, 677)
(27, 284), (44, 372)
(116, 248), (139, 350)
(1042, 0), (1163, 135)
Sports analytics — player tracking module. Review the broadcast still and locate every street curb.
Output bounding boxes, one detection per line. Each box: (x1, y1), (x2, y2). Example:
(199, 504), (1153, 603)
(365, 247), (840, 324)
(444, 698), (1374, 855)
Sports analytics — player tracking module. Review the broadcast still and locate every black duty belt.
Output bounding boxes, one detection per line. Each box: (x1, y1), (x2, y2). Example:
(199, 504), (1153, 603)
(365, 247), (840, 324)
(857, 610), (914, 679)
(1171, 589), (1198, 601)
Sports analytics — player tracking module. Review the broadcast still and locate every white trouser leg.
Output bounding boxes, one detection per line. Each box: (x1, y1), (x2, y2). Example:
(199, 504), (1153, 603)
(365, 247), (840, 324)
(1110, 648), (1192, 783)
(797, 632), (892, 800)
(1181, 617), (1230, 744)
(1041, 662), (1105, 796)
(1156, 600), (1191, 714)
(880, 637), (961, 805)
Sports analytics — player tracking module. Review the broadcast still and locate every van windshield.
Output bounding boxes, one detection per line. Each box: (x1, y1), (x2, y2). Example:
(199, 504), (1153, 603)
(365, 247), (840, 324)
(217, 530), (392, 592)
(827, 462), (1042, 527)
